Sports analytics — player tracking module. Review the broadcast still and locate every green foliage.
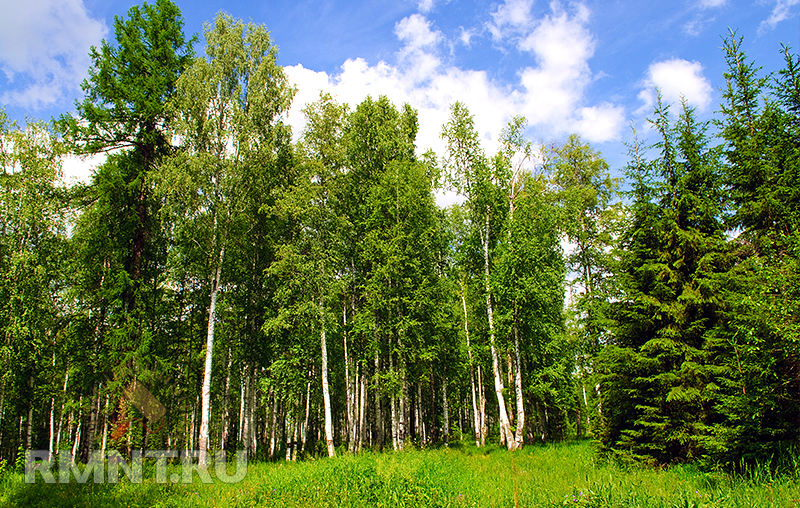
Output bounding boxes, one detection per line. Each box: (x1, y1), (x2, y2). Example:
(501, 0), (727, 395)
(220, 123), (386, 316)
(701, 33), (800, 467)
(49, 1), (196, 448)
(601, 95), (729, 464)
(59, 0), (194, 159)
(0, 112), (71, 457)
(7, 0), (800, 478)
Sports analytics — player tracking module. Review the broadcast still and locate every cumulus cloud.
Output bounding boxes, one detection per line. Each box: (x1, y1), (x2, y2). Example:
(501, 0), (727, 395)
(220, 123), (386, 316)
(638, 59), (713, 115)
(395, 14), (444, 82)
(758, 0), (799, 35)
(0, 0), (106, 109)
(284, 3), (625, 166)
(516, 5), (596, 128)
(575, 104), (627, 143)
(396, 14), (443, 50)
(488, 0), (537, 39)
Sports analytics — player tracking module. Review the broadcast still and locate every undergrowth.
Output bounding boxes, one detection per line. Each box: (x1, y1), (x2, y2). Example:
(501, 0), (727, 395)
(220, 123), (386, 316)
(3, 441), (800, 507)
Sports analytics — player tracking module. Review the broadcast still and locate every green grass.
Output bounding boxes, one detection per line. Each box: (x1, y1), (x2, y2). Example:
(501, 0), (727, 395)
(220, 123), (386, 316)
(3, 441), (800, 507)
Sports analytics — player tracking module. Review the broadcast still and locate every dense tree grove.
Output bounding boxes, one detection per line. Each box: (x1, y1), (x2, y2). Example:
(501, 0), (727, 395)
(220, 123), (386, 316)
(0, 1), (797, 471)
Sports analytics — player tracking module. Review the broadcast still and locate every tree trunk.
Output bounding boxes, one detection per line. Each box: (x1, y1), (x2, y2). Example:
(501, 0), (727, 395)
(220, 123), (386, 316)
(285, 410), (294, 461)
(461, 285), (481, 447)
(353, 366), (361, 450)
(321, 300), (336, 457)
(269, 392), (278, 460)
(80, 384), (100, 463)
(55, 370), (68, 454)
(390, 351), (399, 451)
(238, 368), (247, 444)
(0, 382), (5, 452)
(101, 394), (109, 456)
(417, 382), (427, 445)
(241, 365), (251, 456)
(344, 293), (356, 453)
(442, 380), (450, 446)
(512, 306), (525, 450)
(479, 366), (487, 446)
(221, 346), (232, 454)
(483, 209), (513, 447)
(246, 365), (257, 457)
(400, 358), (409, 450)
(302, 377), (312, 454)
(358, 370), (367, 452)
(71, 396), (83, 461)
(48, 397), (55, 460)
(26, 378), (33, 452)
(199, 247), (224, 467)
(374, 354), (384, 449)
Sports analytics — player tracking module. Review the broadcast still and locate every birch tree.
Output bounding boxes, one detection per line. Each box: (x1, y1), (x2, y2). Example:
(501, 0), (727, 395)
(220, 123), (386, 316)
(266, 93), (347, 458)
(0, 114), (69, 460)
(442, 102), (514, 448)
(161, 13), (294, 466)
(548, 134), (620, 436)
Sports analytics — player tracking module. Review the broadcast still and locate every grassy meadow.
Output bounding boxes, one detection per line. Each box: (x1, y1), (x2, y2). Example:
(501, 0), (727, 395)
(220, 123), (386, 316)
(2, 441), (800, 507)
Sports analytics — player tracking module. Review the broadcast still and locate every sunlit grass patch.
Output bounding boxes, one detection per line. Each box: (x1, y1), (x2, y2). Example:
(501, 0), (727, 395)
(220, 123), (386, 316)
(4, 441), (800, 507)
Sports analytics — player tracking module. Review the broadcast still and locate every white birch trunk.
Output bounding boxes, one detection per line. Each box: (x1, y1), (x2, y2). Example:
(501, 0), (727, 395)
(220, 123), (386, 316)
(358, 372), (367, 451)
(285, 411), (293, 461)
(374, 354), (383, 449)
(199, 247), (224, 467)
(247, 366), (257, 456)
(351, 366), (360, 451)
(399, 358), (408, 450)
(269, 392), (278, 460)
(483, 209), (513, 447)
(390, 352), (399, 451)
(55, 370), (68, 454)
(48, 398), (55, 460)
(461, 285), (481, 447)
(416, 382), (426, 445)
(221, 347), (232, 453)
(344, 296), (355, 453)
(71, 397), (82, 462)
(441, 381), (450, 446)
(101, 394), (109, 456)
(238, 368), (246, 444)
(302, 378), (311, 453)
(477, 365), (487, 446)
(512, 308), (525, 450)
(321, 300), (336, 457)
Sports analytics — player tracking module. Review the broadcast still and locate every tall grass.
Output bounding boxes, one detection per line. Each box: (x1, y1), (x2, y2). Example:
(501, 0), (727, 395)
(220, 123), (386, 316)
(3, 441), (800, 507)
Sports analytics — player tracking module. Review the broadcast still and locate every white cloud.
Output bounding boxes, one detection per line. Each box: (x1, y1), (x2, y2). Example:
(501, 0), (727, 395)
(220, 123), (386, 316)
(515, 5), (594, 128)
(418, 0), (449, 14)
(698, 0), (726, 8)
(0, 0), (106, 109)
(284, 1), (625, 171)
(638, 59), (713, 114)
(419, 0), (436, 13)
(394, 14), (445, 82)
(758, 0), (799, 34)
(575, 104), (627, 143)
(515, 3), (623, 142)
(488, 0), (537, 40)
(458, 27), (477, 47)
(396, 14), (443, 50)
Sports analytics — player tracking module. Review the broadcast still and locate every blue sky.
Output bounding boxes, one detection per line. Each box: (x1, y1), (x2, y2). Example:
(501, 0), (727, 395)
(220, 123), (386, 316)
(1, 0), (798, 181)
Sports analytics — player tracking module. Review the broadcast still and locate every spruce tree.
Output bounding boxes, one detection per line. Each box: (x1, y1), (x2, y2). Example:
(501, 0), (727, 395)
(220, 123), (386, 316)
(602, 96), (728, 464)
